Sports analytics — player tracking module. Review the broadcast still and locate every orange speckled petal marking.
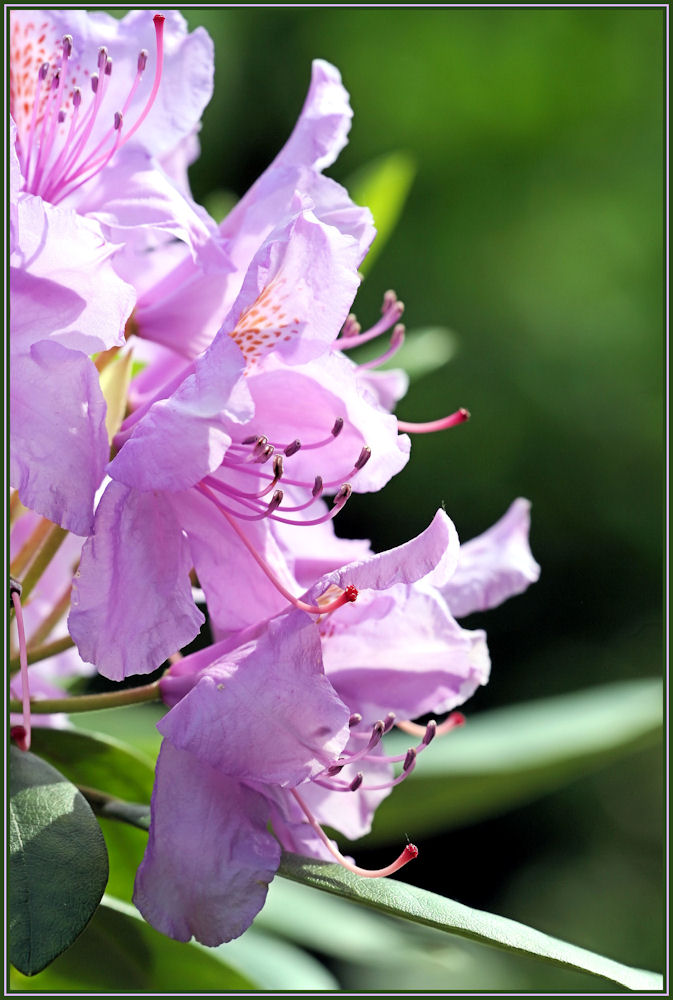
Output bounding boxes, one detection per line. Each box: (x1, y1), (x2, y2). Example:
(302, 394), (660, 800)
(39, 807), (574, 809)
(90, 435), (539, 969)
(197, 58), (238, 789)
(230, 275), (305, 366)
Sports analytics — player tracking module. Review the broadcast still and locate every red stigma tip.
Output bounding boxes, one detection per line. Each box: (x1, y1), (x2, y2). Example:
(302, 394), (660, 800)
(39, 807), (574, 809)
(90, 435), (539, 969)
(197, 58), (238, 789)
(344, 584), (358, 603)
(458, 408), (470, 421)
(153, 14), (166, 26)
(452, 711), (466, 727)
(10, 725), (29, 751)
(404, 843), (419, 861)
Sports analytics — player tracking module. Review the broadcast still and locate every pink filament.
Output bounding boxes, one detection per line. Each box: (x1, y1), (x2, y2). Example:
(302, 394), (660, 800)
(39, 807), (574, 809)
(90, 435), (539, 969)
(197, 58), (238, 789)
(290, 788), (418, 878)
(11, 590), (31, 751)
(397, 408), (470, 434)
(196, 482), (357, 616)
(396, 711), (466, 739)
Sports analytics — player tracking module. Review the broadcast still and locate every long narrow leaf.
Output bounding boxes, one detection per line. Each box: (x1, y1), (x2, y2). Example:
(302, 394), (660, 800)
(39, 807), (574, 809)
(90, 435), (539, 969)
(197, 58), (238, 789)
(278, 852), (662, 991)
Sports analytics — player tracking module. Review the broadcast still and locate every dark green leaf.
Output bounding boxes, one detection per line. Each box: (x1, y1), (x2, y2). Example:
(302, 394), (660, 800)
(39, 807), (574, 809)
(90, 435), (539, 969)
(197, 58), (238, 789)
(72, 702), (165, 760)
(29, 726), (156, 804)
(9, 896), (259, 990)
(278, 852), (662, 991)
(364, 678), (662, 843)
(9, 747), (109, 976)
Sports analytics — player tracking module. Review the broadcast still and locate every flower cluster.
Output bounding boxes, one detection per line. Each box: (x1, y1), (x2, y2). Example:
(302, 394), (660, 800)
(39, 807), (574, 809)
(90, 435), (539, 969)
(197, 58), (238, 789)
(9, 9), (540, 947)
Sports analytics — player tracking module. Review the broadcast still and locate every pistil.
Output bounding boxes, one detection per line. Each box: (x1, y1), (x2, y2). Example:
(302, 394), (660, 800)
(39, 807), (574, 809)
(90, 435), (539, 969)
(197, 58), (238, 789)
(290, 788), (418, 878)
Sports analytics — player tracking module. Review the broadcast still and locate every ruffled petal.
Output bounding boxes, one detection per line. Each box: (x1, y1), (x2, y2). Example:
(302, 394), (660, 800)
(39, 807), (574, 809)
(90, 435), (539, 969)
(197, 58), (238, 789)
(109, 333), (252, 492)
(222, 201), (363, 368)
(10, 340), (108, 535)
(244, 352), (410, 494)
(81, 148), (227, 270)
(441, 498), (541, 617)
(322, 583), (491, 723)
(159, 610), (349, 786)
(220, 59), (375, 267)
(68, 481), (204, 678)
(309, 508), (459, 599)
(134, 741), (280, 946)
(172, 486), (296, 632)
(11, 195), (134, 354)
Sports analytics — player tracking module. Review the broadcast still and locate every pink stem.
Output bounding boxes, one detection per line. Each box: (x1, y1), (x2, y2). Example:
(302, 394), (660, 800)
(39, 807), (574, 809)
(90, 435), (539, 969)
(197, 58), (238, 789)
(11, 590), (31, 751)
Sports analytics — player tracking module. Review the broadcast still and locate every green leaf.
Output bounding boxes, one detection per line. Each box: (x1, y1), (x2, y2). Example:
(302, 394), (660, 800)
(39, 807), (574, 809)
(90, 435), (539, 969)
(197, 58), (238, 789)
(278, 852), (662, 992)
(364, 678), (662, 843)
(9, 896), (259, 990)
(72, 702), (165, 760)
(29, 726), (157, 804)
(346, 151), (416, 275)
(220, 923), (341, 990)
(9, 747), (109, 976)
(352, 325), (457, 380)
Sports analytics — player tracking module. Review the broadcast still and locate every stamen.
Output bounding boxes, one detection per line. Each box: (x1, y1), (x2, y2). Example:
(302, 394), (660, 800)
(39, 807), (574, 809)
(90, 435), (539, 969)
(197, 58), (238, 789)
(354, 447), (371, 471)
(10, 580), (31, 752)
(270, 418), (344, 453)
(349, 713), (362, 728)
(337, 290), (405, 349)
(22, 13), (165, 205)
(397, 408), (470, 434)
(290, 788), (418, 878)
(396, 711), (466, 739)
(359, 323), (406, 370)
(196, 483), (358, 616)
(382, 712), (397, 734)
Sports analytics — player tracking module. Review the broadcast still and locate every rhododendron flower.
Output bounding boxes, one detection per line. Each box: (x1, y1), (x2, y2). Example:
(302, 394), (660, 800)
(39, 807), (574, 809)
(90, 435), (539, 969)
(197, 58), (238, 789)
(9, 9), (221, 265)
(68, 199), (411, 678)
(135, 509), (485, 945)
(118, 58), (377, 376)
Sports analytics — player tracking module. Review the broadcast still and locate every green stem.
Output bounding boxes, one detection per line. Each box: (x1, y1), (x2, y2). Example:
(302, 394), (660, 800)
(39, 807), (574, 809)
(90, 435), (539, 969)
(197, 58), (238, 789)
(9, 635), (75, 675)
(9, 680), (162, 715)
(9, 516), (53, 578)
(20, 523), (69, 602)
(27, 584), (72, 648)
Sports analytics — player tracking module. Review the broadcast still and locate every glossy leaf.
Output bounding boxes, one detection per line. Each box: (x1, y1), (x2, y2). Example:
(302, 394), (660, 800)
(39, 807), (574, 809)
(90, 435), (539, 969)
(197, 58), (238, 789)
(9, 747), (109, 976)
(8, 896), (259, 991)
(347, 151), (416, 275)
(278, 852), (662, 991)
(72, 702), (165, 760)
(363, 678), (662, 843)
(29, 726), (156, 804)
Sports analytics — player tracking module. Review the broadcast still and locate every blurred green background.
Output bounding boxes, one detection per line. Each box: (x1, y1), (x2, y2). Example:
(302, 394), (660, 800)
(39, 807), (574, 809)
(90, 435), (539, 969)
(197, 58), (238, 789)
(38, 7), (661, 992)
(184, 6), (664, 988)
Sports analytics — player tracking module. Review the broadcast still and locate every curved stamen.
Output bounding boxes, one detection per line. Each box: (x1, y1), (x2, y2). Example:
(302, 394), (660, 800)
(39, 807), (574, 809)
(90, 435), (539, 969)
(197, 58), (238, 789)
(338, 290), (405, 350)
(196, 483), (357, 616)
(323, 719), (386, 776)
(120, 14), (164, 144)
(290, 788), (418, 878)
(266, 417), (344, 454)
(22, 61), (50, 180)
(396, 712), (465, 739)
(24, 14), (165, 205)
(359, 323), (405, 370)
(397, 408), (470, 434)
(315, 742), (418, 793)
